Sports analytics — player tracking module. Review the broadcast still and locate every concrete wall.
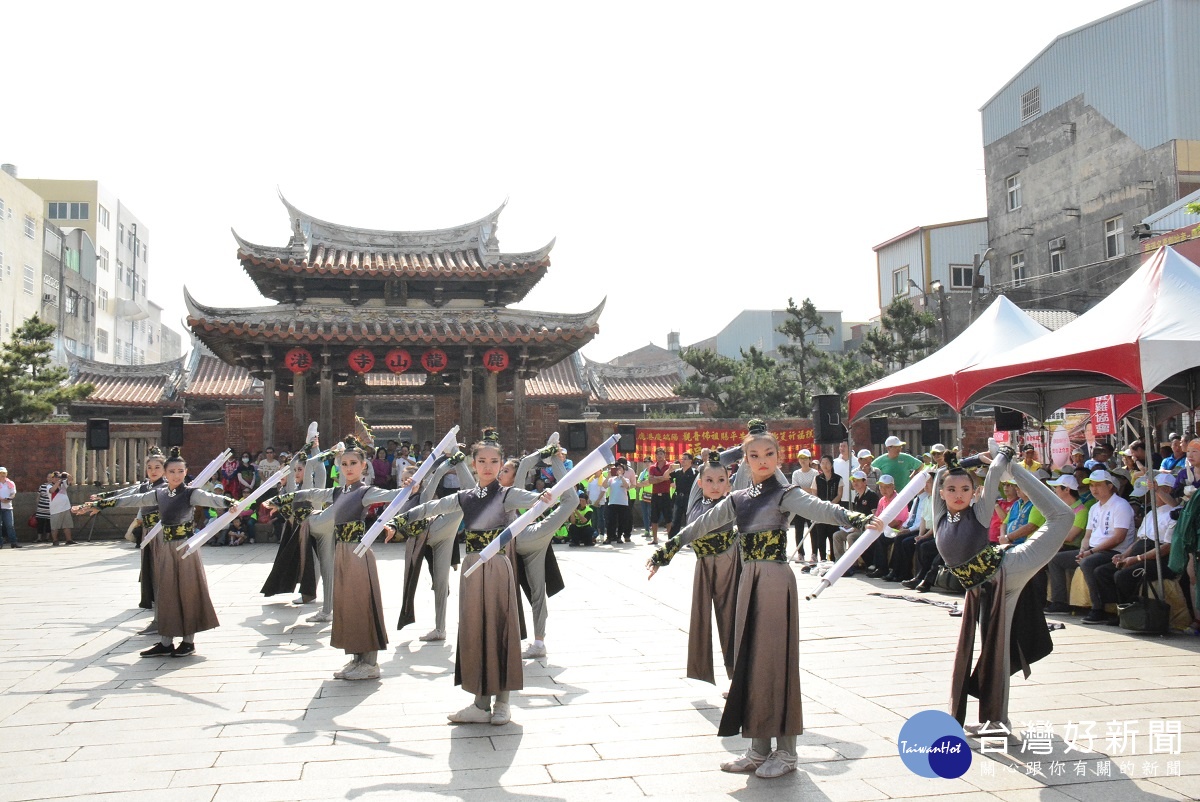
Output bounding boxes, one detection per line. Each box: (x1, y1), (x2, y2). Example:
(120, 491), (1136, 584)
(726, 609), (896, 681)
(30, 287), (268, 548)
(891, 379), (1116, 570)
(0, 170), (46, 344)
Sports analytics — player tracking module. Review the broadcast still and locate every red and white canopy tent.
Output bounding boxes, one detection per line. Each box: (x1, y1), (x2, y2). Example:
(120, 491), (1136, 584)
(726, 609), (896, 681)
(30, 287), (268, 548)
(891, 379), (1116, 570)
(848, 295), (1050, 421)
(959, 246), (1200, 421)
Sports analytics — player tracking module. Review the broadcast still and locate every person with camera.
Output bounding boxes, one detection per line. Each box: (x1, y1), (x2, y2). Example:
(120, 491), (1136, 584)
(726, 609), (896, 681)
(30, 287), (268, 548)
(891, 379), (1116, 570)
(48, 472), (77, 546)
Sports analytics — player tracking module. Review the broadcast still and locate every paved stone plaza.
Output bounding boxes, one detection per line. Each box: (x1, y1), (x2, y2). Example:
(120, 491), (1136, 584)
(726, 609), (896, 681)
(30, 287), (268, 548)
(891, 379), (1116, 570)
(0, 537), (1198, 802)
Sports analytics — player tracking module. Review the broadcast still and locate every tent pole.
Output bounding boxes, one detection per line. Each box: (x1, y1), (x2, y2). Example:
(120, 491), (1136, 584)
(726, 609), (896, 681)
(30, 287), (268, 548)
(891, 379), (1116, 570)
(1142, 392), (1166, 602)
(955, 410), (963, 453)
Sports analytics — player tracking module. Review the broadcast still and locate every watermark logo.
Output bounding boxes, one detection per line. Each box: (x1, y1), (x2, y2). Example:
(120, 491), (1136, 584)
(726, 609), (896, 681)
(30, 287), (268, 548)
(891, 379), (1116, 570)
(898, 710), (971, 779)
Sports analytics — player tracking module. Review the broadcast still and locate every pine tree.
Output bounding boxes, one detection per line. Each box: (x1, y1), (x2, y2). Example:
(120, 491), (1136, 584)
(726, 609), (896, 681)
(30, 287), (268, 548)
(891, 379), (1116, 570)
(0, 315), (93, 423)
(859, 297), (937, 372)
(776, 297), (835, 417)
(674, 346), (792, 419)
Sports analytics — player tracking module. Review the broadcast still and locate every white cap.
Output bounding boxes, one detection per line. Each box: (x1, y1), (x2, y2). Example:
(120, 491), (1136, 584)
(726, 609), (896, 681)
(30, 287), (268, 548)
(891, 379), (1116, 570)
(930, 443), (947, 453)
(1131, 475), (1150, 498)
(1047, 475), (1079, 491)
(1084, 469), (1115, 485)
(797, 448), (812, 458)
(884, 436), (905, 448)
(850, 470), (867, 480)
(878, 474), (895, 485)
(0, 467), (7, 473)
(856, 449), (873, 459)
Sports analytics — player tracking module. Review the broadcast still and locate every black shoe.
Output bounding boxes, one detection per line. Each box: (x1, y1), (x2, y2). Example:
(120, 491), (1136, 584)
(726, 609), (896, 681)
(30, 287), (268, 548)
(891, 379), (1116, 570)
(865, 568), (882, 578)
(1043, 602), (1072, 614)
(64, 540), (76, 545)
(11, 542), (21, 549)
(844, 568), (857, 578)
(171, 642), (196, 657)
(1081, 611), (1108, 625)
(882, 572), (898, 582)
(901, 578), (920, 590)
(916, 582), (932, 593)
(140, 643), (174, 658)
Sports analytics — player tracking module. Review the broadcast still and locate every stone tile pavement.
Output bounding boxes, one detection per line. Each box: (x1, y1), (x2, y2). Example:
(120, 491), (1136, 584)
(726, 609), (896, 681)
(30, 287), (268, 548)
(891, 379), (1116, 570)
(0, 535), (1197, 801)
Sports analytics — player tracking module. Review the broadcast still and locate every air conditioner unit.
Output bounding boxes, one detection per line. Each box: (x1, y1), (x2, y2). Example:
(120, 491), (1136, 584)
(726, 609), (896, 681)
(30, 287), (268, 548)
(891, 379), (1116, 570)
(43, 293), (57, 304)
(1048, 237), (1066, 251)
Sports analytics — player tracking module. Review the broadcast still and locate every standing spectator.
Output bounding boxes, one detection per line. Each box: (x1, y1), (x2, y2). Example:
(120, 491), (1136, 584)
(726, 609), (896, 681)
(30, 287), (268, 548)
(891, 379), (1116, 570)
(603, 463), (633, 544)
(1076, 470), (1136, 624)
(808, 455), (843, 564)
(646, 448), (674, 545)
(634, 457), (653, 536)
(871, 436), (924, 492)
(371, 448), (392, 488)
(35, 472), (54, 542)
(236, 452), (257, 499)
(0, 467), (18, 548)
(219, 450), (241, 497)
(257, 447), (282, 483)
(668, 453), (697, 537)
(833, 443), (852, 505)
(789, 449), (819, 563)
(48, 472), (76, 545)
(856, 449), (881, 492)
(390, 444), (417, 487)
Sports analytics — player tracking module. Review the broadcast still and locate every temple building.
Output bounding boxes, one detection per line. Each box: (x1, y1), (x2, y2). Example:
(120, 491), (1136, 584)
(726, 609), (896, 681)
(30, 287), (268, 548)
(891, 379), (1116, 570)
(185, 196), (604, 453)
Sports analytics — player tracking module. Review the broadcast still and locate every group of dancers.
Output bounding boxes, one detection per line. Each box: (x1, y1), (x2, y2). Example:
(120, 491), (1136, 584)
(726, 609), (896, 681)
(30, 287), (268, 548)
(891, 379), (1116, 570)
(76, 419), (1073, 780)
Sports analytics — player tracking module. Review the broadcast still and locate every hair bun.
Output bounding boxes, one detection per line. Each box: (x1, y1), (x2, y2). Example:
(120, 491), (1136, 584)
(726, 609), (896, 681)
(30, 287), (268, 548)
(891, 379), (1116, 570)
(482, 428), (501, 444)
(707, 450), (722, 466)
(746, 419), (768, 435)
(168, 446), (183, 459)
(146, 446), (165, 459)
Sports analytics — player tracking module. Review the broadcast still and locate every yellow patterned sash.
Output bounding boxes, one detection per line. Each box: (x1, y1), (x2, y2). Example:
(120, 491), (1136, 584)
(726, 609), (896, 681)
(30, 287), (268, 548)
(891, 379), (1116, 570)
(692, 529), (736, 557)
(741, 529), (787, 562)
(465, 528), (505, 555)
(948, 544), (1004, 590)
(162, 522), (194, 541)
(335, 520), (366, 543)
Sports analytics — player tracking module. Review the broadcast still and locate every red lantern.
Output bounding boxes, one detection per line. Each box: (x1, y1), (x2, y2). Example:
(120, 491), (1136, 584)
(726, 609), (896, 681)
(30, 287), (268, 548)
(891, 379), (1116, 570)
(284, 347), (314, 374)
(421, 348), (448, 374)
(385, 348), (413, 374)
(481, 347), (509, 373)
(347, 348), (375, 374)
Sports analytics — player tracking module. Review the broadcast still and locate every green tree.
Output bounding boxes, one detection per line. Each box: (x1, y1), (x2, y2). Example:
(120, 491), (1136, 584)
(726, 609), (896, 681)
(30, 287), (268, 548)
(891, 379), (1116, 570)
(859, 296), (937, 371)
(776, 297), (835, 417)
(674, 345), (792, 419)
(0, 315), (93, 423)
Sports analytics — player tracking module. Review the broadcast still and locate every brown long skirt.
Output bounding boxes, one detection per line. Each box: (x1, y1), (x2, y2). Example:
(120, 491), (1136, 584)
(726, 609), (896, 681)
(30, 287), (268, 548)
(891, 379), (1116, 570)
(331, 541), (388, 654)
(718, 560), (803, 738)
(397, 526), (431, 630)
(454, 550), (523, 696)
(687, 544), (740, 684)
(154, 540), (220, 638)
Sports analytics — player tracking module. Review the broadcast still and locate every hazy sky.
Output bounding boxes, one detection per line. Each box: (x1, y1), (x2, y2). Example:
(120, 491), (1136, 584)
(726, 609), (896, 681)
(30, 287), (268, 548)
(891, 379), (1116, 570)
(6, 0), (1134, 362)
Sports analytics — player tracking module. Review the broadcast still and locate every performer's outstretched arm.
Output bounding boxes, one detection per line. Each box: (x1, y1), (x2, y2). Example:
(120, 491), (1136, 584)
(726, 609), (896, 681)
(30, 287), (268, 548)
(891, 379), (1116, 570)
(1008, 462), (1072, 530)
(780, 486), (856, 528)
(403, 493), (462, 523)
(420, 459), (455, 504)
(974, 453), (1007, 529)
(648, 496), (736, 572)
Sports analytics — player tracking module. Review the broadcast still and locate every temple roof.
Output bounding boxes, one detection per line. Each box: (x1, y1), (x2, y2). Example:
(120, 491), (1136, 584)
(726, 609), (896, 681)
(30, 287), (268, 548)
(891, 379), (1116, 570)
(185, 288), (604, 350)
(584, 357), (691, 404)
(524, 352), (590, 399)
(181, 352), (260, 401)
(232, 196), (554, 303)
(66, 353), (186, 408)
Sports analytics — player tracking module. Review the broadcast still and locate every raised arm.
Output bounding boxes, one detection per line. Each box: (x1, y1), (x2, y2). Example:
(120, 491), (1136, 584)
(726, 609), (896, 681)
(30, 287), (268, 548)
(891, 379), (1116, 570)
(513, 451), (544, 491)
(974, 452), (1008, 529)
(503, 486), (543, 511)
(304, 454), (327, 490)
(420, 458), (455, 504)
(521, 488), (580, 538)
(779, 486), (856, 528)
(91, 489), (157, 509)
(403, 493), (463, 523)
(1008, 461), (1071, 528)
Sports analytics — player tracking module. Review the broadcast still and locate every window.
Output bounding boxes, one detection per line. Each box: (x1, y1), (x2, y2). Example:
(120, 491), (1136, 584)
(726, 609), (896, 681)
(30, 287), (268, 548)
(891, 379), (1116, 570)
(892, 265), (910, 299)
(65, 338), (77, 353)
(814, 332), (831, 346)
(96, 328), (109, 354)
(1105, 216), (1125, 259)
(99, 205), (110, 229)
(44, 228), (62, 258)
(98, 287), (109, 311)
(116, 260), (124, 283)
(98, 246), (109, 271)
(70, 202), (88, 220)
(1006, 174), (1022, 211)
(118, 223), (124, 245)
(139, 277), (146, 295)
(65, 289), (79, 316)
(1021, 87), (1041, 121)
(950, 265), (973, 289)
(24, 215), (36, 239)
(49, 202), (68, 220)
(0, 198), (5, 218)
(1049, 247), (1065, 273)
(115, 337), (123, 356)
(66, 248), (80, 272)
(23, 264), (35, 295)
(1010, 252), (1027, 287)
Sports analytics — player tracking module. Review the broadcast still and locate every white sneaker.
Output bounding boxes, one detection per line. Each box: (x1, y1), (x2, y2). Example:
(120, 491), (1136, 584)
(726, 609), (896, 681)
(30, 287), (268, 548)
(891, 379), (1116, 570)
(755, 750), (797, 778)
(490, 701), (511, 725)
(448, 704), (492, 724)
(333, 658), (359, 679)
(720, 748), (768, 773)
(522, 642), (546, 659)
(342, 662), (380, 681)
(418, 629), (446, 642)
(307, 610), (332, 623)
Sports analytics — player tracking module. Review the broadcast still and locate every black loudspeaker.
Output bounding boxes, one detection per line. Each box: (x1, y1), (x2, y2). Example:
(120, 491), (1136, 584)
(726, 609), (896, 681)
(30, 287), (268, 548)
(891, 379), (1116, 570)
(813, 394), (849, 444)
(617, 424), (637, 453)
(568, 422), (588, 452)
(868, 417), (890, 446)
(161, 415), (185, 447)
(921, 418), (941, 448)
(86, 418), (110, 451)
(995, 409), (1024, 431)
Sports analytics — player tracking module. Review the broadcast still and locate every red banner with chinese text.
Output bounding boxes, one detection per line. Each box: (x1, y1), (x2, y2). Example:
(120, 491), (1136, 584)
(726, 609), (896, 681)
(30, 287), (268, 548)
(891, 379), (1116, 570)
(1090, 395), (1116, 436)
(629, 426), (815, 462)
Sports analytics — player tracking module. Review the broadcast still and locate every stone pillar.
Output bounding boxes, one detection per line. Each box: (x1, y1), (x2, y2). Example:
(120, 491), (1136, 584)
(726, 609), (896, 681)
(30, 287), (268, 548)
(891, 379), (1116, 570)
(262, 370), (276, 451)
(319, 351), (334, 444)
(512, 367), (526, 455)
(293, 370), (308, 444)
(482, 369), (498, 433)
(459, 364), (475, 444)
